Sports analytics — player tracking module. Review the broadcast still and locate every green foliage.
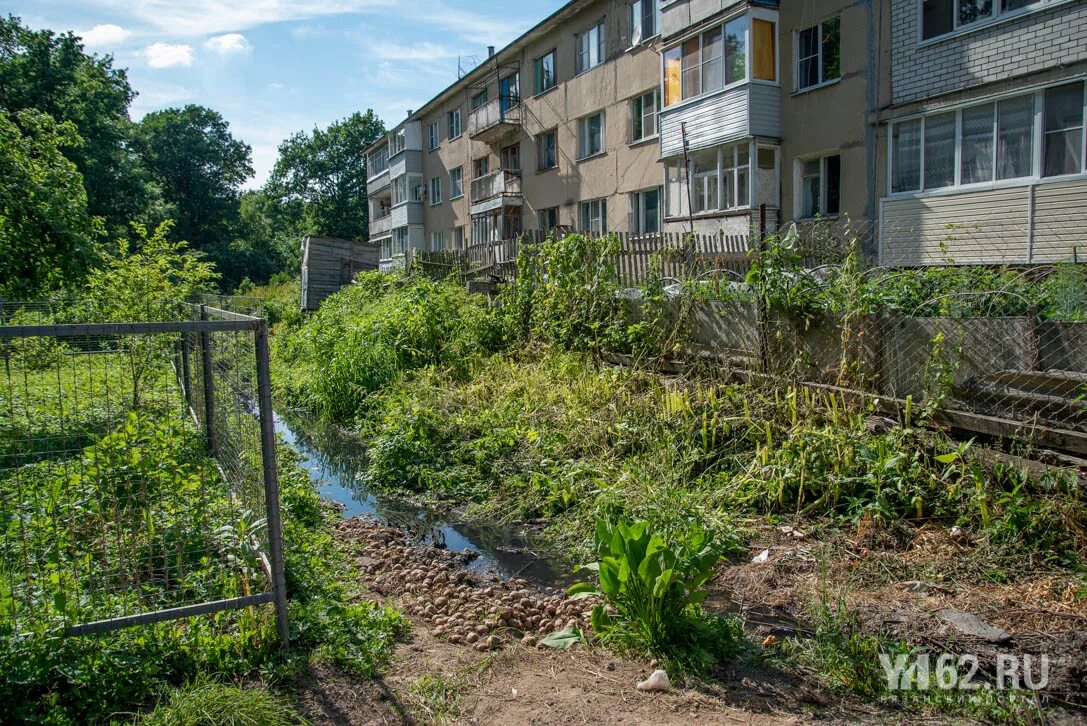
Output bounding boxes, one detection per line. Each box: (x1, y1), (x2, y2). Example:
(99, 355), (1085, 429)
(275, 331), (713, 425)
(568, 519), (735, 668)
(137, 677), (305, 726)
(265, 111), (385, 242)
(238, 273), (304, 328)
(273, 271), (508, 420)
(0, 15), (151, 232)
(0, 109), (103, 297)
(133, 105), (254, 289)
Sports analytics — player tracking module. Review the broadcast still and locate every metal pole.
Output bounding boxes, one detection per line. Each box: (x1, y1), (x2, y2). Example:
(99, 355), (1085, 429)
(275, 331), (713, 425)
(255, 319), (290, 648)
(180, 332), (193, 408)
(199, 305), (218, 456)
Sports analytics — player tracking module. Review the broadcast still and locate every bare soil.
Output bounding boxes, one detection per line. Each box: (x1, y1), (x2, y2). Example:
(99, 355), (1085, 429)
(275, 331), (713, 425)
(288, 517), (1087, 725)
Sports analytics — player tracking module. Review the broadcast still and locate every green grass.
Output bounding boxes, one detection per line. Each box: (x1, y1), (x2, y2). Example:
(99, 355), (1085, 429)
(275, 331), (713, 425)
(136, 677), (306, 726)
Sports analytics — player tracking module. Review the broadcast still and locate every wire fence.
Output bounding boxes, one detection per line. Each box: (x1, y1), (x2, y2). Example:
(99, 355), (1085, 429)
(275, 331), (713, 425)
(0, 301), (288, 643)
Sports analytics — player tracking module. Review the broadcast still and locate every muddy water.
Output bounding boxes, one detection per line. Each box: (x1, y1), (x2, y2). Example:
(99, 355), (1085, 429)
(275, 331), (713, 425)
(274, 411), (577, 590)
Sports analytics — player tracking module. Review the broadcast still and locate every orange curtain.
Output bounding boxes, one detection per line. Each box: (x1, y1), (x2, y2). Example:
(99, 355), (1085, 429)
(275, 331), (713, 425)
(752, 19), (776, 81)
(664, 47), (682, 106)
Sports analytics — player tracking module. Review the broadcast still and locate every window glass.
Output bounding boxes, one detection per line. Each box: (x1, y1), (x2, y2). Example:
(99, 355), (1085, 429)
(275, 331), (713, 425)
(471, 89), (488, 109)
(535, 51), (556, 94)
(997, 95), (1034, 179)
(580, 199), (607, 233)
(1044, 83), (1085, 176)
(701, 26), (724, 93)
(579, 113), (604, 158)
(752, 19), (776, 81)
(681, 37), (701, 98)
(924, 111), (956, 190)
(822, 17), (841, 82)
(892, 119), (922, 192)
(1002, 0), (1033, 9)
(577, 22), (604, 73)
(663, 46), (682, 106)
(692, 150), (719, 213)
(450, 167), (464, 198)
(922, 0), (954, 39)
(826, 155), (841, 214)
(797, 26), (819, 90)
(801, 159), (821, 217)
(725, 17), (747, 84)
(632, 91), (658, 141)
(447, 109), (461, 139)
(960, 103), (995, 184)
(538, 130), (558, 170)
(959, 0), (993, 26)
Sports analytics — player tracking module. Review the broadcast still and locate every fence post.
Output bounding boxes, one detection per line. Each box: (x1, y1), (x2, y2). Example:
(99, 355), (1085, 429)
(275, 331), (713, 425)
(180, 332), (193, 408)
(1028, 303), (1041, 371)
(254, 319), (291, 649)
(198, 305), (218, 456)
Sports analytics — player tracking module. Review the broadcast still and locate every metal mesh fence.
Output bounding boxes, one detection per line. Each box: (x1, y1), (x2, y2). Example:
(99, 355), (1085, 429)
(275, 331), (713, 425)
(0, 302), (287, 641)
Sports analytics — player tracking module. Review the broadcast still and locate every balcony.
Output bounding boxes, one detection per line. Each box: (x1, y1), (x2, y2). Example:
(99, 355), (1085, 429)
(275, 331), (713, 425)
(369, 213), (392, 238)
(469, 170), (523, 215)
(468, 96), (521, 144)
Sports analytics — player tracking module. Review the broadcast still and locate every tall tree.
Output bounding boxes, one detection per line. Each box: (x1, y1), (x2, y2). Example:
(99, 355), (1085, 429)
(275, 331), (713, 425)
(134, 105), (253, 277)
(0, 109), (102, 297)
(265, 111), (385, 241)
(0, 15), (149, 231)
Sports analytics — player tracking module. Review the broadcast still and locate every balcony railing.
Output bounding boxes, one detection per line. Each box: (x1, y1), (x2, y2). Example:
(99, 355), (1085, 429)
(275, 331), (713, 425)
(470, 169), (522, 203)
(369, 213), (392, 237)
(468, 95), (521, 140)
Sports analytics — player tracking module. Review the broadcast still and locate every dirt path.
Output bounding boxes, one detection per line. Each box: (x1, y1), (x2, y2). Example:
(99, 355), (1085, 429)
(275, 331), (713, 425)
(288, 519), (888, 725)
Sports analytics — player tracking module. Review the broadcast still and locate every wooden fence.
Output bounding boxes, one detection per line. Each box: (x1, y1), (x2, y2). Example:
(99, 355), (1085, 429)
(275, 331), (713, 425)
(413, 231), (760, 288)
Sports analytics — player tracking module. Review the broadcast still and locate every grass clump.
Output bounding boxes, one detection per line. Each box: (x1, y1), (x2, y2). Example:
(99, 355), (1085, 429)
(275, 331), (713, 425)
(137, 677), (305, 726)
(273, 271), (508, 421)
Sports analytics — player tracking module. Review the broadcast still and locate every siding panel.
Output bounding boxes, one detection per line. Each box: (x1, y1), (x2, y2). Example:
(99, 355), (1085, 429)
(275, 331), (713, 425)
(660, 86), (752, 158)
(748, 83), (781, 139)
(1032, 179), (1087, 261)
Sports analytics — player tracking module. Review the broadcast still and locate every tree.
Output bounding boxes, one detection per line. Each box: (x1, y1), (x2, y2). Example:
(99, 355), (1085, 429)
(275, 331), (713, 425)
(265, 111), (385, 241)
(0, 109), (103, 297)
(0, 16), (150, 232)
(134, 105), (253, 279)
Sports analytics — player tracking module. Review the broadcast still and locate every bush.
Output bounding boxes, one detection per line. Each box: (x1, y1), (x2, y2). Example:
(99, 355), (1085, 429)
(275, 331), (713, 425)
(273, 271), (508, 420)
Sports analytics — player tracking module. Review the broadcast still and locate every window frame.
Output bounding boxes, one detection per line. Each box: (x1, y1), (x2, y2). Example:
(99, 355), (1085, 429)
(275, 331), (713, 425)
(537, 206), (560, 232)
(427, 122), (440, 151)
(886, 82), (1087, 197)
(537, 128), (559, 171)
(577, 112), (606, 160)
(428, 176), (442, 206)
(534, 49), (557, 95)
(579, 198), (608, 234)
(471, 88), (489, 110)
(447, 108), (462, 140)
(631, 89), (660, 143)
(794, 16), (841, 93)
(918, 0), (1073, 44)
(630, 187), (662, 234)
(629, 0), (661, 46)
(795, 153), (841, 218)
(449, 166), (464, 199)
(576, 20), (606, 75)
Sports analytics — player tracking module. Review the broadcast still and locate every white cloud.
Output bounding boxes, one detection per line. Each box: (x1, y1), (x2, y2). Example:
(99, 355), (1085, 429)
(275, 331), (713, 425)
(370, 41), (459, 62)
(204, 33), (251, 55)
(80, 23), (130, 48)
(142, 42), (194, 69)
(267, 82), (286, 91)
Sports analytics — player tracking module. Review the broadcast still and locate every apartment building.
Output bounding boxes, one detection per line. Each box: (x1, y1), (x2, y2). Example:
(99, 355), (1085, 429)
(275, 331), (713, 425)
(877, 0), (1087, 265)
(365, 0), (666, 270)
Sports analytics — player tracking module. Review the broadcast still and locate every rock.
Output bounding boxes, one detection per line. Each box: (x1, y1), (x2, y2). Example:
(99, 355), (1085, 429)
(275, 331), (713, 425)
(636, 670), (671, 692)
(466, 632), (479, 644)
(521, 634), (537, 646)
(751, 549), (770, 564)
(937, 609), (1012, 643)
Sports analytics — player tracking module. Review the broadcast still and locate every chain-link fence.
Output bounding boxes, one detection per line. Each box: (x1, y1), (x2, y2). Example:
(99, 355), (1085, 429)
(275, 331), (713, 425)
(0, 301), (287, 643)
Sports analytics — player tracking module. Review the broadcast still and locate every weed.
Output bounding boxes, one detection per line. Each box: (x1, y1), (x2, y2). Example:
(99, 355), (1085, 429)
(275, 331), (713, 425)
(135, 676), (305, 726)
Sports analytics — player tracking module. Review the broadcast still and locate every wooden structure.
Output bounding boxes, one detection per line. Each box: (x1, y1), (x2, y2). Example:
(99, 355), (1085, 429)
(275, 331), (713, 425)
(300, 237), (380, 311)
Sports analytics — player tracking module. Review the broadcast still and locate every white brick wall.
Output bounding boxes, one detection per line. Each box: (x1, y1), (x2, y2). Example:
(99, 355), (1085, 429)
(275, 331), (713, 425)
(891, 0), (1087, 105)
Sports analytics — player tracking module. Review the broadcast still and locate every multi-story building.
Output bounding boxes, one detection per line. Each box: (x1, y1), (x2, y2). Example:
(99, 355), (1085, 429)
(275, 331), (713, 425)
(365, 0), (666, 270)
(877, 0), (1087, 265)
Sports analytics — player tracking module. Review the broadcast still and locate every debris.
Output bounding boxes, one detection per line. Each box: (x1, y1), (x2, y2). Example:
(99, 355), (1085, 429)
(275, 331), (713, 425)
(761, 635), (779, 648)
(937, 609), (1012, 643)
(898, 580), (929, 594)
(779, 526), (808, 540)
(949, 526), (970, 544)
(636, 669), (671, 692)
(751, 548), (770, 563)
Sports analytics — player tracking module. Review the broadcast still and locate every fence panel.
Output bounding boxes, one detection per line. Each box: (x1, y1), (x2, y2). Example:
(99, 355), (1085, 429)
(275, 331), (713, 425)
(0, 302), (287, 643)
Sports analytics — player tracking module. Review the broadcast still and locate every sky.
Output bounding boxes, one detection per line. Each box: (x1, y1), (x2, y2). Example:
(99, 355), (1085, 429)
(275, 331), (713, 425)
(12, 0), (563, 188)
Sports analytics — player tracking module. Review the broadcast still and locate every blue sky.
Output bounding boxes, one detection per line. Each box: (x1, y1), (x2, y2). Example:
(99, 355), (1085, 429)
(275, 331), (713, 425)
(13, 0), (563, 187)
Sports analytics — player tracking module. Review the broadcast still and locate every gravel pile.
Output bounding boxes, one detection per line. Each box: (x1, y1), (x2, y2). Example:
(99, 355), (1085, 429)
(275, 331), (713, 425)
(336, 518), (598, 651)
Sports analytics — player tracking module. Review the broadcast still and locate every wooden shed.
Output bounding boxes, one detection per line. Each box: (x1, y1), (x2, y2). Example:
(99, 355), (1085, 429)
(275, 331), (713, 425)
(300, 236), (380, 311)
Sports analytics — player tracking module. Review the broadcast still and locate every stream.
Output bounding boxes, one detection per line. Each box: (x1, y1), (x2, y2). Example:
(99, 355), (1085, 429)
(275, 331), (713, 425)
(273, 411), (577, 590)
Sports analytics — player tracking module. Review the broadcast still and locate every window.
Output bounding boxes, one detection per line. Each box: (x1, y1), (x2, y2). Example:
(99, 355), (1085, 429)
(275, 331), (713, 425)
(631, 188), (661, 233)
(392, 227), (408, 255)
(578, 112), (604, 159)
(1044, 82), (1084, 177)
(447, 108), (462, 139)
(678, 142), (751, 215)
(629, 0), (660, 44)
(393, 174), (424, 205)
(538, 207), (560, 232)
(576, 21), (605, 74)
(537, 129), (558, 170)
(473, 157), (489, 179)
(796, 16), (840, 91)
(888, 89), (1063, 193)
(411, 177), (425, 202)
(454, 226), (465, 250)
(428, 122), (439, 150)
(501, 143), (521, 172)
(500, 74), (519, 114)
(429, 232), (443, 251)
(752, 19), (776, 81)
(921, 0), (1048, 39)
(368, 145), (389, 176)
(389, 128), (406, 156)
(798, 154), (840, 218)
(471, 89), (488, 110)
(631, 90), (659, 142)
(534, 50), (556, 94)
(692, 150), (720, 213)
(663, 16), (755, 106)
(428, 177), (442, 205)
(579, 198), (607, 234)
(450, 167), (464, 198)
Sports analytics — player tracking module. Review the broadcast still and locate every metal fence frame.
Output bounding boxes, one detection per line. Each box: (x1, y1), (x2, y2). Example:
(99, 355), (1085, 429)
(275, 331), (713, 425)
(0, 305), (289, 646)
